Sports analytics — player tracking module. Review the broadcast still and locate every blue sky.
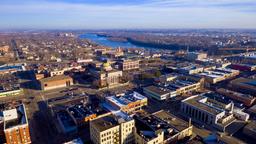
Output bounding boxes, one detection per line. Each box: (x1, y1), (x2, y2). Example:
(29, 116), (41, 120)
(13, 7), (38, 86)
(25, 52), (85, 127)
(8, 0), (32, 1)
(0, 0), (255, 29)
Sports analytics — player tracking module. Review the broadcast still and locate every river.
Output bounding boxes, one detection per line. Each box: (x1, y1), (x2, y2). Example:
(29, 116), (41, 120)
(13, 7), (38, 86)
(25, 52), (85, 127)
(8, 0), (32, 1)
(79, 33), (148, 49)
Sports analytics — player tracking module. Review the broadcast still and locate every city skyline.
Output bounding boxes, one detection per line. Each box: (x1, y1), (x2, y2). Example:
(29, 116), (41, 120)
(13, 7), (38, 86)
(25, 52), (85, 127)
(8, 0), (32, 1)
(0, 0), (256, 29)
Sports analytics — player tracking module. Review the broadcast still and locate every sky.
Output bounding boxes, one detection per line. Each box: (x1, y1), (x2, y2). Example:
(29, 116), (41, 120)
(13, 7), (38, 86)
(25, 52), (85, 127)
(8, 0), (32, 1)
(0, 0), (255, 29)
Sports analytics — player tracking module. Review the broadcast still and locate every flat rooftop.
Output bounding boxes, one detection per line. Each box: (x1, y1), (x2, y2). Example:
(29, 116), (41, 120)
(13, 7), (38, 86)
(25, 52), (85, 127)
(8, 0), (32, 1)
(39, 75), (72, 83)
(244, 121), (256, 133)
(183, 95), (225, 115)
(106, 92), (147, 107)
(135, 110), (190, 141)
(57, 110), (76, 130)
(199, 68), (238, 78)
(67, 104), (108, 120)
(90, 114), (119, 132)
(0, 74), (20, 92)
(0, 64), (25, 72)
(91, 112), (132, 132)
(157, 76), (200, 92)
(153, 110), (190, 132)
(230, 78), (256, 92)
(217, 88), (255, 100)
(4, 104), (27, 130)
(144, 86), (171, 95)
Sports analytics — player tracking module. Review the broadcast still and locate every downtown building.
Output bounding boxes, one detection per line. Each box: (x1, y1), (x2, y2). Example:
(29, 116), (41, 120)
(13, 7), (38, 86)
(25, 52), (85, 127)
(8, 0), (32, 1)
(90, 111), (135, 144)
(105, 92), (148, 114)
(117, 59), (140, 71)
(38, 75), (73, 91)
(3, 104), (31, 144)
(134, 110), (193, 144)
(198, 68), (240, 85)
(143, 75), (203, 101)
(181, 93), (236, 131)
(90, 61), (124, 88)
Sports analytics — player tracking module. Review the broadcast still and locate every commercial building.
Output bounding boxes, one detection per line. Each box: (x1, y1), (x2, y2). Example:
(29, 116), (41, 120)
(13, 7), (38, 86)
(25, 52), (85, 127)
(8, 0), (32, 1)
(64, 138), (84, 144)
(0, 63), (26, 75)
(90, 112), (135, 144)
(105, 92), (147, 114)
(155, 74), (177, 83)
(67, 103), (109, 126)
(39, 75), (73, 91)
(134, 110), (193, 144)
(229, 77), (256, 95)
(177, 64), (204, 75)
(231, 63), (256, 71)
(48, 65), (83, 77)
(186, 52), (207, 61)
(0, 45), (9, 54)
(242, 121), (256, 140)
(118, 59), (140, 71)
(198, 68), (239, 84)
(181, 93), (236, 131)
(242, 52), (256, 63)
(216, 88), (256, 107)
(56, 110), (78, 134)
(3, 104), (31, 144)
(144, 76), (203, 101)
(143, 86), (171, 101)
(97, 48), (124, 58)
(0, 74), (22, 98)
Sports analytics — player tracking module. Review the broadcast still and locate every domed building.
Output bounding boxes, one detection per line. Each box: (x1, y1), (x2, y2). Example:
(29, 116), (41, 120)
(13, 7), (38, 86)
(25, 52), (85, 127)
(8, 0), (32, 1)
(89, 61), (124, 88)
(102, 61), (112, 72)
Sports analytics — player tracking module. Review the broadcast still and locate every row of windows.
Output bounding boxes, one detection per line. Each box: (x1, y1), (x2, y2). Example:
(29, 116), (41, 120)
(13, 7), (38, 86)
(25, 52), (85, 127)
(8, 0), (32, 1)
(183, 105), (213, 124)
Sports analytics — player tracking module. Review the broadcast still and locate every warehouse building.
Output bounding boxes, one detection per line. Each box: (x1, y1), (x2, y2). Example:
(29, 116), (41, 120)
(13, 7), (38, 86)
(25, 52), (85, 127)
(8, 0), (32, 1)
(39, 75), (73, 91)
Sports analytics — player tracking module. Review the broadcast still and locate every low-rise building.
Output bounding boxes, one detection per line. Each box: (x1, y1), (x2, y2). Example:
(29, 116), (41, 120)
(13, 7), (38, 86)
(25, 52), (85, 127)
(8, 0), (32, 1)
(3, 104), (31, 144)
(0, 74), (22, 98)
(67, 103), (109, 126)
(216, 88), (256, 107)
(64, 138), (84, 144)
(0, 45), (9, 52)
(134, 110), (193, 144)
(90, 112), (135, 144)
(39, 75), (73, 91)
(229, 77), (256, 95)
(177, 64), (204, 75)
(105, 92), (147, 114)
(143, 86), (171, 101)
(231, 63), (256, 71)
(118, 59), (140, 71)
(0, 63), (26, 75)
(181, 93), (236, 131)
(155, 74), (177, 83)
(186, 52), (207, 61)
(242, 121), (256, 140)
(56, 110), (78, 134)
(198, 68), (240, 84)
(144, 76), (203, 101)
